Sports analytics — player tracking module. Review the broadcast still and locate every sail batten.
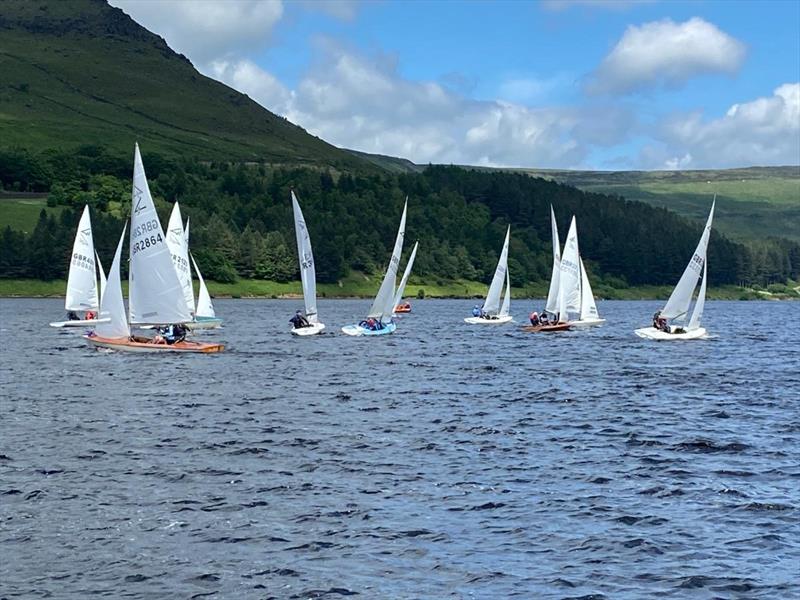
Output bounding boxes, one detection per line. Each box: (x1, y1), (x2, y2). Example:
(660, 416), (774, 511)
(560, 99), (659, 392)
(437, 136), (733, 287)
(291, 191), (319, 322)
(128, 143), (192, 325)
(65, 205), (99, 311)
(368, 199), (407, 320)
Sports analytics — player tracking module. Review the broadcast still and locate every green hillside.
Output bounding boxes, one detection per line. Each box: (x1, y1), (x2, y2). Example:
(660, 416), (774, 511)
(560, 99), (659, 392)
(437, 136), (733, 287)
(0, 0), (375, 171)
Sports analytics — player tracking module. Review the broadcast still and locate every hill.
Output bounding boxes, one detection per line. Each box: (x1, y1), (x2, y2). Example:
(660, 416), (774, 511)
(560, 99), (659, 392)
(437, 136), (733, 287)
(0, 0), (376, 172)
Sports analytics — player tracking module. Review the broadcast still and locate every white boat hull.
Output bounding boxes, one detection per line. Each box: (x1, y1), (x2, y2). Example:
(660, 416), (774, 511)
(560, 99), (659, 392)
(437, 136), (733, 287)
(634, 326), (708, 340)
(50, 318), (110, 328)
(291, 322), (326, 336)
(185, 317), (223, 330)
(464, 315), (513, 325)
(341, 322), (397, 336)
(570, 318), (606, 329)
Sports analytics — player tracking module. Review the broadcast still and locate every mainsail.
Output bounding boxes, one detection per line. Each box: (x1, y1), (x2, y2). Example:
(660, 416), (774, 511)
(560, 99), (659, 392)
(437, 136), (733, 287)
(190, 253), (216, 318)
(95, 225), (130, 339)
(392, 240), (419, 310)
(579, 257), (599, 321)
(557, 217), (581, 318)
(291, 191), (319, 323)
(482, 226), (510, 316)
(166, 202), (195, 315)
(545, 206), (561, 314)
(128, 143), (192, 325)
(65, 205), (99, 312)
(368, 199), (407, 321)
(661, 200), (715, 322)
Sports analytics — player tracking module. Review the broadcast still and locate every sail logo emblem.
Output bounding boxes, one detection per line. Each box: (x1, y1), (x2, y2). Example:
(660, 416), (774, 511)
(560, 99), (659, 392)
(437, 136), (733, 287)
(79, 227), (92, 244)
(133, 185), (146, 215)
(301, 252), (313, 270)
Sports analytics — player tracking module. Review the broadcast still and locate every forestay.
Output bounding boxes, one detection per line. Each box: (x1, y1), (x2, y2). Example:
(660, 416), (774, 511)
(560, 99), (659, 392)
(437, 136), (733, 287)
(557, 217), (581, 318)
(545, 206), (561, 314)
(65, 205), (99, 312)
(661, 200), (715, 322)
(392, 240), (419, 309)
(482, 226), (510, 316)
(166, 202), (195, 314)
(190, 253), (216, 318)
(95, 225), (130, 339)
(128, 143), (192, 325)
(368, 200), (407, 321)
(579, 257), (599, 320)
(291, 191), (319, 323)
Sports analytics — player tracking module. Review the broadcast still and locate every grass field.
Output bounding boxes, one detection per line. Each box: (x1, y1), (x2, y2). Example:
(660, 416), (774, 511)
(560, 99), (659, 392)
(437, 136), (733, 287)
(0, 197), (63, 233)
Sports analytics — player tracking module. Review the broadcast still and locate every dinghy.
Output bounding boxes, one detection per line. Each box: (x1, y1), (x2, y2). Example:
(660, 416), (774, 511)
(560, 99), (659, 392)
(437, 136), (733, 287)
(571, 257), (606, 328)
(465, 226), (513, 325)
(50, 204), (110, 328)
(186, 252), (223, 330)
(392, 241), (418, 316)
(635, 200), (715, 341)
(290, 191), (325, 336)
(86, 143), (224, 353)
(554, 216), (605, 328)
(342, 200), (407, 336)
(522, 322), (571, 333)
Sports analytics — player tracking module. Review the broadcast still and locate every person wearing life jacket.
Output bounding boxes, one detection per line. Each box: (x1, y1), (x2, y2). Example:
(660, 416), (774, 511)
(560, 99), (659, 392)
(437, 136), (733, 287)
(290, 309), (310, 329)
(366, 317), (377, 330)
(472, 305), (481, 317)
(529, 311), (540, 326)
(85, 310), (96, 320)
(67, 311), (80, 321)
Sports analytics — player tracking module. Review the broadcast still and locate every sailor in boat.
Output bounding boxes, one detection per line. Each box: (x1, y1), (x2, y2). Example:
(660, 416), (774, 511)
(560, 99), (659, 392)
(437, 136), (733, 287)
(472, 305), (481, 318)
(540, 312), (550, 325)
(85, 310), (97, 320)
(529, 311), (540, 326)
(652, 311), (669, 333)
(153, 324), (188, 345)
(290, 309), (310, 329)
(67, 310), (80, 321)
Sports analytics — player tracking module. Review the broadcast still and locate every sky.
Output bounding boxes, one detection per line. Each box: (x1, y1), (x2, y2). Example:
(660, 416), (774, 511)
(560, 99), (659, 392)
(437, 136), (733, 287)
(109, 0), (800, 171)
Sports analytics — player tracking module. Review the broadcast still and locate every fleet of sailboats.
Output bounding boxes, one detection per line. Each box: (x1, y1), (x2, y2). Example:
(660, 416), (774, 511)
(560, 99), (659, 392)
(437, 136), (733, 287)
(465, 226), (513, 325)
(635, 200), (715, 341)
(47, 147), (721, 346)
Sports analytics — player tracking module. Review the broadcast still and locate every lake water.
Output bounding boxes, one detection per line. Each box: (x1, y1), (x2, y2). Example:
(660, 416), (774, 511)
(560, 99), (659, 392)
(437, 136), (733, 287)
(1, 298), (798, 599)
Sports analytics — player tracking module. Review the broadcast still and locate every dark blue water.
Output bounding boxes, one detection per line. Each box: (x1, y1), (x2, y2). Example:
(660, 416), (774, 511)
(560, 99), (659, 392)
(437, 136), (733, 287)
(1, 299), (798, 599)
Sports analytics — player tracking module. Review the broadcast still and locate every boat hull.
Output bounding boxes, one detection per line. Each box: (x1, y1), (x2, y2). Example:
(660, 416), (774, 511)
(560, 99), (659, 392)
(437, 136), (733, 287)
(464, 315), (513, 325)
(291, 322), (326, 336)
(341, 322), (397, 336)
(634, 326), (708, 340)
(570, 318), (606, 329)
(521, 322), (571, 333)
(50, 318), (110, 328)
(185, 317), (223, 330)
(85, 334), (225, 353)
(394, 304), (412, 313)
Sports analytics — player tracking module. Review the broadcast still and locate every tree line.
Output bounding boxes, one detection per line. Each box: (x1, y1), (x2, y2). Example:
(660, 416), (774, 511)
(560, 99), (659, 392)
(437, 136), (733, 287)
(1, 146), (798, 287)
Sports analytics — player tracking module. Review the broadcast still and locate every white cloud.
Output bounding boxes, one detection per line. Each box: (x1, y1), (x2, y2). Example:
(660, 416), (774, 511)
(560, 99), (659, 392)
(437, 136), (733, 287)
(587, 17), (746, 94)
(206, 59), (292, 111)
(643, 83), (800, 168)
(109, 0), (284, 63)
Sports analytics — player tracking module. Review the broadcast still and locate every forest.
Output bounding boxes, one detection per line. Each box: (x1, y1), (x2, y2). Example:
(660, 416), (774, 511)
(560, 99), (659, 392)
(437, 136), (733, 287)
(1, 146), (798, 289)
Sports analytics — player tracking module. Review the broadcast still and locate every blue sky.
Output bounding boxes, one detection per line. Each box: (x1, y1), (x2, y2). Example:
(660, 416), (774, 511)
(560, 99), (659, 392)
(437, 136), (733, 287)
(111, 0), (799, 170)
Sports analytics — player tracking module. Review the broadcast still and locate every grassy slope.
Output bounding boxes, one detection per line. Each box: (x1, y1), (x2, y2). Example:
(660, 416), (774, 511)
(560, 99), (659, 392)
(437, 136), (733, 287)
(0, 196), (63, 232)
(0, 0), (376, 171)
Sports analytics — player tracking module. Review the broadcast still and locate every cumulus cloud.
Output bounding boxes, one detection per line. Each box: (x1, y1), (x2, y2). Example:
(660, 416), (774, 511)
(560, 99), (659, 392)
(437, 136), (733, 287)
(110, 0), (284, 63)
(587, 17), (746, 94)
(642, 83), (800, 168)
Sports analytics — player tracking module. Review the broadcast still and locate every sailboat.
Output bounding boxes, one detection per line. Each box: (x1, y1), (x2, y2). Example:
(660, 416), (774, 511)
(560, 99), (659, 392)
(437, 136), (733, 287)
(50, 204), (109, 328)
(464, 226), (513, 325)
(290, 190), (325, 336)
(177, 215), (223, 330)
(85, 143), (224, 353)
(524, 207), (570, 333)
(342, 200), (407, 336)
(188, 252), (222, 329)
(392, 241), (419, 315)
(635, 200), (715, 341)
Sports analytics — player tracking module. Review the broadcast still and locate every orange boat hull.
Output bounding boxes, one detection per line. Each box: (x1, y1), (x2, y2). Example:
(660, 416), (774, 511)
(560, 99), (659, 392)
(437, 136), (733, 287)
(394, 304), (412, 313)
(85, 335), (225, 353)
(521, 323), (571, 333)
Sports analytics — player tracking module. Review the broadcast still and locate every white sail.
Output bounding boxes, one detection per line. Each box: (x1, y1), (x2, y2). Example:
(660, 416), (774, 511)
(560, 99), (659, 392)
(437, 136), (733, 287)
(688, 261), (707, 330)
(392, 241), (419, 309)
(661, 200), (715, 322)
(96, 250), (107, 304)
(579, 257), (600, 320)
(545, 205), (561, 314)
(65, 205), (99, 311)
(482, 226), (510, 316)
(128, 143), (192, 325)
(190, 253), (216, 318)
(166, 202), (195, 315)
(184, 217), (190, 252)
(95, 225), (130, 339)
(368, 199), (407, 320)
(557, 217), (581, 318)
(499, 268), (511, 317)
(291, 191), (319, 323)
